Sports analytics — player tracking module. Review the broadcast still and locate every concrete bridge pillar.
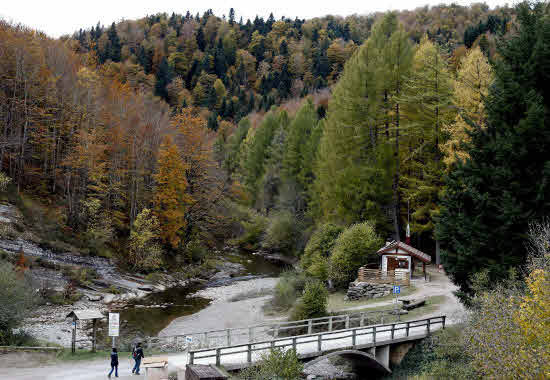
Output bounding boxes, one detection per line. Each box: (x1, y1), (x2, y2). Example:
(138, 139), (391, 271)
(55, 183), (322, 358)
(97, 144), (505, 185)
(375, 344), (390, 368)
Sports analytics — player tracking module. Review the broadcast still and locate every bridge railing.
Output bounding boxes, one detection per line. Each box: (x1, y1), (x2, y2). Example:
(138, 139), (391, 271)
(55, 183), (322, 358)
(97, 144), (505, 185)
(145, 309), (400, 351)
(189, 315), (446, 366)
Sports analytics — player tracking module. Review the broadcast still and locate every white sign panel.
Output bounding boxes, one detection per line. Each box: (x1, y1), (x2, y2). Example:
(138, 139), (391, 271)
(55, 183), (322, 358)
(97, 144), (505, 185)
(109, 313), (120, 337)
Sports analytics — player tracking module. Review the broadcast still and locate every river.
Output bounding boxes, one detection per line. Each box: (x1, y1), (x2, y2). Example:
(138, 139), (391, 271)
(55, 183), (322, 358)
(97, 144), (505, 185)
(117, 252), (286, 340)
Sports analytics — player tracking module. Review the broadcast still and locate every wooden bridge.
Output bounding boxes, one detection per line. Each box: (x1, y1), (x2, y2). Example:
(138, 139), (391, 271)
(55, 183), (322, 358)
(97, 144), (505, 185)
(187, 315), (446, 374)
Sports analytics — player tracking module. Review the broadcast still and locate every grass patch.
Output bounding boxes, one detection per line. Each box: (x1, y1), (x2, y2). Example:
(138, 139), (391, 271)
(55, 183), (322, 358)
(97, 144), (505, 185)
(228, 288), (274, 302)
(327, 285), (417, 312)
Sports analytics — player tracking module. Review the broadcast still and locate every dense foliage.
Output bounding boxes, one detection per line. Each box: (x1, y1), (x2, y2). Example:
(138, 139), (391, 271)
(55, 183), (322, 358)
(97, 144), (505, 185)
(239, 348), (303, 380)
(329, 222), (383, 288)
(68, 5), (511, 123)
(290, 280), (329, 320)
(437, 2), (550, 298)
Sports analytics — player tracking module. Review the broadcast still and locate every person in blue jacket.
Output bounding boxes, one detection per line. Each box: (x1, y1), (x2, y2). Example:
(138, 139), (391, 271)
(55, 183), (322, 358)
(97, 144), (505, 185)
(131, 342), (145, 375)
(108, 347), (118, 378)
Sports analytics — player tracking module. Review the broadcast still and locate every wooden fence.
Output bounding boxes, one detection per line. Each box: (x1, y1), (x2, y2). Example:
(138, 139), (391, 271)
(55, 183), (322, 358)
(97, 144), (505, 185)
(189, 316), (446, 366)
(357, 268), (410, 286)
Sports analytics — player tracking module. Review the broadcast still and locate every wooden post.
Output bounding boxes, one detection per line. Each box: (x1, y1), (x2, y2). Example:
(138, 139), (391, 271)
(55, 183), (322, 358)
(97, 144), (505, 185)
(423, 262), (426, 281)
(317, 334), (322, 352)
(247, 344), (252, 362)
(292, 337), (297, 352)
(189, 351), (194, 365)
(406, 322), (410, 337)
(352, 329), (356, 347)
(345, 315), (350, 329)
(391, 324), (395, 340)
(274, 325), (279, 338)
(328, 317), (333, 332)
(427, 319), (431, 334)
(442, 316), (446, 329)
(71, 316), (76, 354)
(216, 348), (221, 366)
(373, 326), (376, 343)
(227, 329), (231, 346)
(92, 319), (97, 353)
(204, 332), (208, 348)
(308, 320), (313, 334)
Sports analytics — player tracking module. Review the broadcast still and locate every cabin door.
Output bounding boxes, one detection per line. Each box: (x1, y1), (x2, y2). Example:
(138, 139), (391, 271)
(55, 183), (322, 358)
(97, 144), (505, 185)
(387, 257), (400, 271)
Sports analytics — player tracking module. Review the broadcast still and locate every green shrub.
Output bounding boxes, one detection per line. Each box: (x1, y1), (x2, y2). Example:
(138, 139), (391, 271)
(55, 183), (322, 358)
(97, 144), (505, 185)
(291, 280), (328, 321)
(301, 223), (344, 281)
(385, 326), (477, 380)
(0, 261), (37, 344)
(234, 211), (268, 251)
(261, 211), (299, 255)
(185, 239), (208, 263)
(329, 221), (383, 288)
(239, 348), (303, 380)
(269, 270), (307, 311)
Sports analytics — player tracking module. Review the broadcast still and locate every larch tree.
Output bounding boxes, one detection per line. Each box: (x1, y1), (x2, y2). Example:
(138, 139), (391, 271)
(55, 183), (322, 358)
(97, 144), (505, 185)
(442, 46), (493, 167)
(154, 135), (192, 249)
(399, 35), (454, 259)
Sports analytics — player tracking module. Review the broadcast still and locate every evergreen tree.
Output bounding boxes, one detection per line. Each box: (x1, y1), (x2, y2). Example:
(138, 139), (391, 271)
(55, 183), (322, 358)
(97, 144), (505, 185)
(242, 110), (280, 200)
(436, 2), (550, 299)
(155, 57), (173, 101)
(207, 111), (219, 131)
(229, 8), (235, 26)
(107, 22), (121, 62)
(283, 98), (318, 190)
(196, 27), (206, 50)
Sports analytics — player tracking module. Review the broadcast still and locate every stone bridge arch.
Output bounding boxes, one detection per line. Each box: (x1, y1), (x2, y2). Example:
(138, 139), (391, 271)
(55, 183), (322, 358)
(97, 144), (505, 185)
(304, 349), (392, 376)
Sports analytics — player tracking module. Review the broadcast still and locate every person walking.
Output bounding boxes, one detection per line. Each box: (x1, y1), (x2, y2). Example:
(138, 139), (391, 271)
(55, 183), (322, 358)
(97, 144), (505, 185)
(131, 342), (145, 375)
(108, 347), (118, 378)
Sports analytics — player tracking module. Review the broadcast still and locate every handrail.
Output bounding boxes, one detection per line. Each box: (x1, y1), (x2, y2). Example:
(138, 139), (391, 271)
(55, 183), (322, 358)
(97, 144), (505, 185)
(188, 315), (446, 365)
(146, 309), (398, 349)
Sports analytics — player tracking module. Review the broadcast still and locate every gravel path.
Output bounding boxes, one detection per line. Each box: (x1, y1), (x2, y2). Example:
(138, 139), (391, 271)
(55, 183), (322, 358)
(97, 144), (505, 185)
(329, 268), (466, 324)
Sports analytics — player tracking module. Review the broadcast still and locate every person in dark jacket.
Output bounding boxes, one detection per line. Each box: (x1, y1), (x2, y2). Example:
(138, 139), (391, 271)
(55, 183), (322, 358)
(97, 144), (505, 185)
(131, 342), (145, 375)
(108, 347), (118, 378)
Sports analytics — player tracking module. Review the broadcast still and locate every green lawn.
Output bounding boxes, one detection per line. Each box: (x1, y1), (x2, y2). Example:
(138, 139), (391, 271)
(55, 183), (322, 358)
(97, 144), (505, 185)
(328, 285), (417, 312)
(337, 295), (448, 324)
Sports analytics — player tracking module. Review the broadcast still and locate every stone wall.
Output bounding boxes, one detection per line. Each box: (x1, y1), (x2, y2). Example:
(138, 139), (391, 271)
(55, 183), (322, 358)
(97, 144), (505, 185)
(345, 282), (393, 301)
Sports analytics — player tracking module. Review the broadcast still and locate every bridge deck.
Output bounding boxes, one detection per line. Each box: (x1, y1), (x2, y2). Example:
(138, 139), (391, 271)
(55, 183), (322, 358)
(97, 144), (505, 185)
(189, 316), (445, 369)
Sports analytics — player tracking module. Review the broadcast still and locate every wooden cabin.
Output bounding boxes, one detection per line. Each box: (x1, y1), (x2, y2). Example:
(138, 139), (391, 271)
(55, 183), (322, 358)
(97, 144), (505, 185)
(377, 240), (431, 280)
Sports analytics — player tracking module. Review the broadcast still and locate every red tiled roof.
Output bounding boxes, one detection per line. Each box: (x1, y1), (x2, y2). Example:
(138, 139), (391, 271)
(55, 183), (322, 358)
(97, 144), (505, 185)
(377, 240), (432, 263)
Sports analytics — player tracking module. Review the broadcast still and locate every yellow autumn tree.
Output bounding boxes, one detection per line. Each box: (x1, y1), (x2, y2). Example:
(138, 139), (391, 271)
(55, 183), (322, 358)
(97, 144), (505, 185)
(514, 267), (550, 377)
(154, 135), (192, 249)
(443, 46), (493, 166)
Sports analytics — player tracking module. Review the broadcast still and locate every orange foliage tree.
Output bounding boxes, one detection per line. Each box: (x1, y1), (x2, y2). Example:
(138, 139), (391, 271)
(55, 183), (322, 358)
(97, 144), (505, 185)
(154, 135), (192, 249)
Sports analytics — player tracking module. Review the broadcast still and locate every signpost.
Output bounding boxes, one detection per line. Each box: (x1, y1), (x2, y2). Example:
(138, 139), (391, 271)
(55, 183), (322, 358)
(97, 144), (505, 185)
(109, 313), (120, 348)
(393, 285), (401, 321)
